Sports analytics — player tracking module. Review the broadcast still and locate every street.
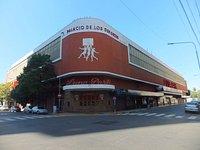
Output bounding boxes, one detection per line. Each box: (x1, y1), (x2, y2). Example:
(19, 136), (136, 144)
(0, 104), (200, 150)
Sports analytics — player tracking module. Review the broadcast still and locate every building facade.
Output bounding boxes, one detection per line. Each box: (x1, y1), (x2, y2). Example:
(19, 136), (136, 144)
(7, 18), (188, 112)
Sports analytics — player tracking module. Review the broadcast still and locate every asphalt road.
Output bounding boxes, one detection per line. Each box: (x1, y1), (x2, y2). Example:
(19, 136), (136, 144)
(0, 104), (200, 150)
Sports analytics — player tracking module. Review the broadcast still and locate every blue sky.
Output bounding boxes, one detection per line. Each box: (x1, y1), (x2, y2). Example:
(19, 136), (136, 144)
(0, 0), (200, 90)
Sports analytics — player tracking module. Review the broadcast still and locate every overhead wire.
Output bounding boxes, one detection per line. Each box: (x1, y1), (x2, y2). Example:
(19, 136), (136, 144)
(119, 0), (167, 42)
(185, 0), (200, 36)
(195, 0), (200, 18)
(172, 0), (193, 40)
(179, 0), (200, 47)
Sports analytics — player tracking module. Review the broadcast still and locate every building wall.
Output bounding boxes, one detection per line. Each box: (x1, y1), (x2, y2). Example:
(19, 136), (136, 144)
(6, 59), (28, 82)
(7, 18), (188, 94)
(6, 18), (188, 112)
(54, 32), (187, 93)
(63, 76), (156, 92)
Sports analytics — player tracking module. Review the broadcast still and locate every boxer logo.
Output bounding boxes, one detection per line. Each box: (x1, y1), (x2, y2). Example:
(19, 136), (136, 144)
(78, 38), (99, 62)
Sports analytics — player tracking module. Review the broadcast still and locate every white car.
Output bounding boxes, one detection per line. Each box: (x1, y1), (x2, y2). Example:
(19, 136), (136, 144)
(0, 105), (9, 111)
(32, 106), (48, 114)
(24, 106), (33, 113)
(185, 101), (200, 113)
(10, 106), (20, 112)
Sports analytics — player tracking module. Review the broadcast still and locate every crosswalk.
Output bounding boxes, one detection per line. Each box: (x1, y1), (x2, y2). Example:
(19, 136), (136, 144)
(0, 114), (60, 123)
(0, 113), (8, 116)
(120, 112), (200, 120)
(1, 112), (200, 123)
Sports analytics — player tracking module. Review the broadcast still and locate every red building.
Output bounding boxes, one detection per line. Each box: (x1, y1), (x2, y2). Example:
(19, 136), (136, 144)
(7, 18), (188, 112)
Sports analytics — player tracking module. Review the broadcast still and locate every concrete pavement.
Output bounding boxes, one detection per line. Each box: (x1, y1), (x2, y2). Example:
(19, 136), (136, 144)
(1, 104), (200, 150)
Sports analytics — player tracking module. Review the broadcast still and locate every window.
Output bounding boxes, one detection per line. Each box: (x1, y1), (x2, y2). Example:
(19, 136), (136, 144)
(79, 93), (101, 106)
(36, 37), (61, 61)
(7, 59), (28, 82)
(128, 44), (185, 85)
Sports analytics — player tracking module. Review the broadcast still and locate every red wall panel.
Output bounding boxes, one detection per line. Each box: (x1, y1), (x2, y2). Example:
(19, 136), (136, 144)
(54, 32), (187, 92)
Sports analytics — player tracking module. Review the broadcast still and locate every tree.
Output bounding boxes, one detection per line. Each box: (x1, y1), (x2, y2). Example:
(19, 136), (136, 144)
(10, 54), (56, 104)
(193, 87), (197, 92)
(0, 82), (12, 101)
(190, 88), (200, 99)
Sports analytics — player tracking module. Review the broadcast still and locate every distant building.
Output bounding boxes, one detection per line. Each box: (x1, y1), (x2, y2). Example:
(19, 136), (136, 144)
(7, 18), (188, 112)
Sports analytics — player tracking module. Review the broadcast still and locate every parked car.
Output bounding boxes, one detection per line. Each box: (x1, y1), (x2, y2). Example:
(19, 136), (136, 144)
(0, 105), (9, 111)
(190, 100), (200, 103)
(32, 106), (48, 114)
(10, 106), (20, 112)
(24, 106), (33, 113)
(185, 101), (200, 113)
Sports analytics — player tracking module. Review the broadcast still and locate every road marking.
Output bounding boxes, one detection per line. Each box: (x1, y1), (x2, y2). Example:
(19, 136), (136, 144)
(32, 116), (45, 119)
(116, 110), (199, 120)
(188, 116), (198, 120)
(0, 113), (7, 116)
(137, 113), (149, 116)
(121, 113), (129, 115)
(129, 113), (138, 116)
(155, 113), (166, 117)
(175, 116), (184, 119)
(22, 116), (36, 119)
(52, 115), (60, 117)
(164, 114), (176, 118)
(4, 118), (16, 121)
(14, 117), (28, 120)
(0, 115), (60, 123)
(41, 115), (52, 118)
(145, 113), (157, 116)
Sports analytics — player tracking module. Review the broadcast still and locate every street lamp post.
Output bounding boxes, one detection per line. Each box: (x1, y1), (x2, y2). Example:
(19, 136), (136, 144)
(168, 41), (200, 70)
(58, 77), (61, 112)
(57, 32), (64, 113)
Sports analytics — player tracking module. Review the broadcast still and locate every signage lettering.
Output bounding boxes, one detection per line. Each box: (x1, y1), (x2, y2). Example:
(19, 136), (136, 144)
(163, 79), (176, 88)
(66, 79), (88, 85)
(91, 78), (111, 84)
(66, 77), (111, 85)
(66, 25), (119, 40)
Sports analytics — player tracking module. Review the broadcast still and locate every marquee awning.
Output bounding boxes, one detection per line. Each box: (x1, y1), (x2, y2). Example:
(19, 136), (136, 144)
(128, 90), (164, 97)
(156, 86), (183, 96)
(62, 84), (115, 91)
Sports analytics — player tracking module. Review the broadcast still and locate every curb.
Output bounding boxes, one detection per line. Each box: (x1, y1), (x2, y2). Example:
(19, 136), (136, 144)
(48, 104), (183, 117)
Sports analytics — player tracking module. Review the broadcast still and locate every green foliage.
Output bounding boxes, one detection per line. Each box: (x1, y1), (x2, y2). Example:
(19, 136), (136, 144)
(0, 82), (12, 100)
(193, 88), (197, 92)
(10, 54), (56, 103)
(190, 89), (200, 99)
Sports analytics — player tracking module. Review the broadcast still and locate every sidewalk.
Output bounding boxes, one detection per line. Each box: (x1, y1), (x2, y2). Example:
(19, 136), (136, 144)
(50, 104), (183, 117)
(50, 107), (149, 116)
